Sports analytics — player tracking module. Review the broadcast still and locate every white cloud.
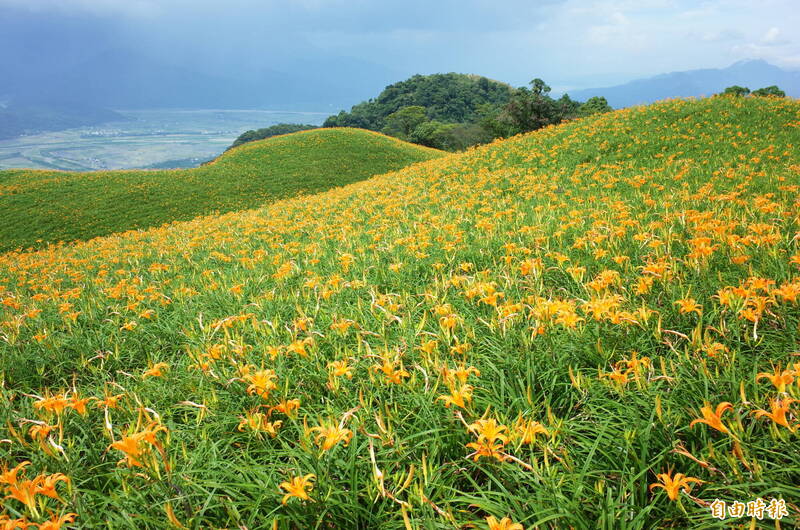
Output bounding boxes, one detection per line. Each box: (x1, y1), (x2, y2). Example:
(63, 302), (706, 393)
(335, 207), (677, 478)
(761, 27), (788, 46)
(777, 55), (800, 68)
(697, 29), (744, 42)
(730, 41), (797, 67)
(763, 27), (780, 43)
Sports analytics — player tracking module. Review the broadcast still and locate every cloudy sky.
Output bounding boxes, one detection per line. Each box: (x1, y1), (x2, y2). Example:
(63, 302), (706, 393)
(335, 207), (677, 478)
(2, 0), (799, 94)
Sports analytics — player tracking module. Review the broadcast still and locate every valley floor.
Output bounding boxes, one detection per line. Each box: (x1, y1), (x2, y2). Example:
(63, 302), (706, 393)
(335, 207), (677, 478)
(0, 109), (328, 171)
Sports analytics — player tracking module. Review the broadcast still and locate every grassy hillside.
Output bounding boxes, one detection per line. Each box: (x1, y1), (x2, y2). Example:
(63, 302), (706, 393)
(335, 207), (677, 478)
(0, 128), (443, 252)
(1, 96), (800, 528)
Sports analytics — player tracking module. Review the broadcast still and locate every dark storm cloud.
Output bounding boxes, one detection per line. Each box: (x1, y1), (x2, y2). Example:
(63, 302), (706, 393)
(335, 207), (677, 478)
(0, 0), (565, 31)
(2, 0), (799, 95)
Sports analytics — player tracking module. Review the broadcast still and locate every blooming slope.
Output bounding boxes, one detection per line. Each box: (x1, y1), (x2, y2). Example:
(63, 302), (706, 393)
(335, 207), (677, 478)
(0, 128), (443, 252)
(1, 95), (799, 528)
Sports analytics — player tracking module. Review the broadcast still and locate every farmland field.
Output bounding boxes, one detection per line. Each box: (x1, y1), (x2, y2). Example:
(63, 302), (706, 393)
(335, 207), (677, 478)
(0, 109), (329, 172)
(1, 96), (799, 528)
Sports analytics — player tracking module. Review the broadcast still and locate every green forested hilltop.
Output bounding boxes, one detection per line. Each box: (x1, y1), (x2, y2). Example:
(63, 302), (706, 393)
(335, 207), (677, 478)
(0, 128), (443, 252)
(322, 72), (792, 155)
(323, 73), (514, 130)
(322, 72), (612, 151)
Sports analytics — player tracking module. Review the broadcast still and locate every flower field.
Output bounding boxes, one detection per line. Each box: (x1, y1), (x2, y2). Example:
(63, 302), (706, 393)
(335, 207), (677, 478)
(0, 128), (443, 253)
(1, 95), (799, 528)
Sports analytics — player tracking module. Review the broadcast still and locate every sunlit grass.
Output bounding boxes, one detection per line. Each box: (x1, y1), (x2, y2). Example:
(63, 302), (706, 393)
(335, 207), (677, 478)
(1, 96), (799, 528)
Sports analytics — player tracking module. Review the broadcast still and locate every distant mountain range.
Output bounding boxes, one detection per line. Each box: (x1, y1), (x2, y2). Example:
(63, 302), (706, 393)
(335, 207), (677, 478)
(0, 46), (399, 139)
(568, 60), (800, 108)
(3, 47), (397, 112)
(3, 53), (799, 140)
(0, 104), (128, 140)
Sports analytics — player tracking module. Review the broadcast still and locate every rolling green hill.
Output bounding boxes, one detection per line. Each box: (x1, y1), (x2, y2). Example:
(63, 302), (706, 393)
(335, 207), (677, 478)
(1, 96), (800, 528)
(227, 123), (319, 151)
(0, 128), (443, 252)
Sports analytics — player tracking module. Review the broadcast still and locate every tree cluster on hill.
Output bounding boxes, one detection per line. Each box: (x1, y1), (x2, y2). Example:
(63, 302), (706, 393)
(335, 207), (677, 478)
(323, 73), (515, 131)
(323, 74), (613, 151)
(228, 123), (319, 150)
(719, 85), (786, 97)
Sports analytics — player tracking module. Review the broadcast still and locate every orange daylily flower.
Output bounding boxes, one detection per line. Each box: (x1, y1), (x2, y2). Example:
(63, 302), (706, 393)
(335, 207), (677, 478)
(417, 340), (438, 356)
(109, 423), (167, 468)
(689, 402), (733, 434)
(616, 351), (650, 376)
(439, 314), (459, 330)
(237, 411), (282, 437)
(649, 471), (703, 500)
(0, 514), (29, 529)
(33, 394), (71, 416)
(674, 297), (702, 315)
(756, 366), (795, 393)
(309, 421), (353, 451)
(279, 473), (315, 504)
(95, 394), (124, 410)
(271, 399), (301, 417)
(486, 516), (524, 530)
(110, 435), (146, 468)
(286, 337), (314, 357)
(442, 364), (480, 385)
(142, 362), (169, 379)
(3, 472), (70, 513)
(372, 358), (410, 385)
(466, 418), (510, 462)
(437, 384), (473, 409)
(67, 394), (91, 415)
(4, 479), (40, 513)
(31, 473), (70, 501)
(38, 512), (78, 530)
(0, 461), (30, 487)
(27, 423), (56, 443)
(752, 397), (797, 431)
(469, 418), (509, 443)
(466, 436), (508, 462)
(514, 417), (549, 445)
(328, 360), (353, 379)
(600, 366), (631, 386)
(243, 368), (278, 399)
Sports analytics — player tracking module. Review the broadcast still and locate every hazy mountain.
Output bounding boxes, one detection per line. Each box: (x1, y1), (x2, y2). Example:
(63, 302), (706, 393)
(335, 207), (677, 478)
(1, 44), (398, 138)
(4, 44), (399, 113)
(0, 103), (128, 140)
(568, 60), (800, 108)
(0, 8), (398, 112)
(6, 49), (270, 109)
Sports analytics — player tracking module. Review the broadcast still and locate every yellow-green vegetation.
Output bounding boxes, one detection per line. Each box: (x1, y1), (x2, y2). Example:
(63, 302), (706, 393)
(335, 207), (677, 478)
(2, 96), (800, 528)
(0, 128), (443, 252)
